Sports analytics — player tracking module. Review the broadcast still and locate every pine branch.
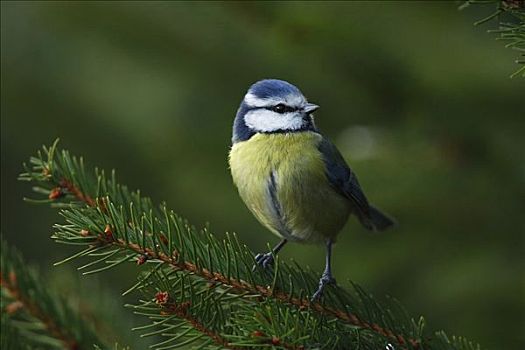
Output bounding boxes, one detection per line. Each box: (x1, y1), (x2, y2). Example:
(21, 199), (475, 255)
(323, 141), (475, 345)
(461, 0), (525, 77)
(0, 314), (34, 350)
(128, 268), (387, 350)
(19, 141), (483, 350)
(0, 238), (106, 349)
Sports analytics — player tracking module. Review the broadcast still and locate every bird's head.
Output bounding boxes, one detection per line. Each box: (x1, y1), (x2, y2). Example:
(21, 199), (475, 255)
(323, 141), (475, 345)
(232, 79), (319, 143)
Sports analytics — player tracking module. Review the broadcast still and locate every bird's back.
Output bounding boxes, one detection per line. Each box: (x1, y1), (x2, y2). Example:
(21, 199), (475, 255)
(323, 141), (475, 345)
(229, 131), (352, 243)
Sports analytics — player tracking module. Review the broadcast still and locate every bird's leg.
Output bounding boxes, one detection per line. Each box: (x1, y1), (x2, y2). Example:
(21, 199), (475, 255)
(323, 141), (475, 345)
(311, 239), (336, 301)
(253, 239), (287, 271)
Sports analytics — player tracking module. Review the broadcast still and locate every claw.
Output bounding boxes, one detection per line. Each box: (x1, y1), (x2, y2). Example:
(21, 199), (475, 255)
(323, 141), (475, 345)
(311, 273), (336, 301)
(252, 252), (274, 271)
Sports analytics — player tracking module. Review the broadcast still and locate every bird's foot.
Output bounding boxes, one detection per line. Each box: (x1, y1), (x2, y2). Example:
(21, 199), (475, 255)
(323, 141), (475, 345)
(311, 272), (336, 301)
(252, 252), (274, 271)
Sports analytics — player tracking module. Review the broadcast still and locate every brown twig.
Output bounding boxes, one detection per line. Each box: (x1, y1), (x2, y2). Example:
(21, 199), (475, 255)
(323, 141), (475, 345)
(117, 239), (417, 348)
(157, 295), (242, 350)
(59, 179), (96, 207)
(0, 272), (79, 350)
(52, 176), (421, 349)
(157, 295), (304, 350)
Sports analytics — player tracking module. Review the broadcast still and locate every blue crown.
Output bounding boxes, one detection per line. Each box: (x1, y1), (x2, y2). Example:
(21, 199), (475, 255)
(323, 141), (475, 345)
(248, 79), (302, 99)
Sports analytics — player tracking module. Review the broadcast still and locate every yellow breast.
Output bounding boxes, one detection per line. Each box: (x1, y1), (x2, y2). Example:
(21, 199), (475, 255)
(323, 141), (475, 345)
(228, 132), (351, 243)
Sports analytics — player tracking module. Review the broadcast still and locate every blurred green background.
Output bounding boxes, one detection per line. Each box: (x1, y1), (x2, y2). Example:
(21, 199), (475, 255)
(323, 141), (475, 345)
(1, 1), (524, 349)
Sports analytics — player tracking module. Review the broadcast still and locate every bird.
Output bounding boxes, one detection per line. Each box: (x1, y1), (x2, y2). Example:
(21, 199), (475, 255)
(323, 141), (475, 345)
(228, 79), (395, 300)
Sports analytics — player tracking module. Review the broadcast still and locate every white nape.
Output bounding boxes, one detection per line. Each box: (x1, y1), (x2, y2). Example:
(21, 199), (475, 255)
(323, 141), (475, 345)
(244, 109), (304, 132)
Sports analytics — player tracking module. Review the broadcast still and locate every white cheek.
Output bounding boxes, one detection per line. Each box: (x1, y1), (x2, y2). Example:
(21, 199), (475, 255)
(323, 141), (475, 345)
(244, 110), (304, 132)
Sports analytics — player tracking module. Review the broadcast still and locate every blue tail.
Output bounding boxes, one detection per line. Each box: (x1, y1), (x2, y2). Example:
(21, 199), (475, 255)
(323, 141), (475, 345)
(359, 205), (395, 231)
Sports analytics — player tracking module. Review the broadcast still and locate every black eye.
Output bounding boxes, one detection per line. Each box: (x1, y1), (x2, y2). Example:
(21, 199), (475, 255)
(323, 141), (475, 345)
(271, 104), (286, 113)
(270, 104), (297, 114)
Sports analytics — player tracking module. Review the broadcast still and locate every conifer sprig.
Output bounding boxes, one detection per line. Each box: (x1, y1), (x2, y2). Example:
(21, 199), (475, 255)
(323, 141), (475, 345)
(1, 314), (34, 350)
(127, 267), (388, 350)
(18, 141), (482, 350)
(0, 239), (105, 349)
(461, 0), (525, 77)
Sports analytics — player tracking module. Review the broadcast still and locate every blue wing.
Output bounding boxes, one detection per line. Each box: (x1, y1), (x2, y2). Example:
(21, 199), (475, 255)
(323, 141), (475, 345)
(318, 137), (394, 231)
(318, 138), (371, 216)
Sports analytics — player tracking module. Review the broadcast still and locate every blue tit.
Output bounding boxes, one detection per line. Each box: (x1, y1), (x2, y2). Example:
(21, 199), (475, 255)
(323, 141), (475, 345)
(228, 79), (395, 300)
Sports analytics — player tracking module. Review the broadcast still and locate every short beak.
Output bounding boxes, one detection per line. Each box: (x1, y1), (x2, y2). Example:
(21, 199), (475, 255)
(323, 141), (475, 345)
(303, 103), (319, 114)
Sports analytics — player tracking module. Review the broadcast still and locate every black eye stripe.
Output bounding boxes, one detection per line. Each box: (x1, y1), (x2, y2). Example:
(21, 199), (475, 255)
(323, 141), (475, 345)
(265, 104), (297, 114)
